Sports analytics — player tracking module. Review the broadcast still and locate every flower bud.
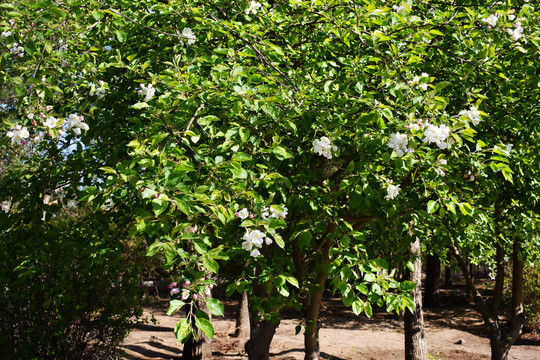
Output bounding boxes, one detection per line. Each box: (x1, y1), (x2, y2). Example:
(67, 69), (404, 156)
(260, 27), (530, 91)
(192, 294), (198, 300)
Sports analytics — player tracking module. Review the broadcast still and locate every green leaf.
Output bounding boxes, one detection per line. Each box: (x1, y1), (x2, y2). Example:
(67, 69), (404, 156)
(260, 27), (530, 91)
(352, 300), (363, 316)
(167, 300), (186, 316)
(426, 200), (439, 214)
(399, 280), (416, 292)
(202, 255), (219, 273)
(152, 133), (169, 147)
(115, 29), (127, 42)
(174, 319), (192, 343)
(364, 302), (373, 318)
(206, 298), (225, 317)
(273, 146), (294, 160)
(285, 276), (299, 288)
(232, 152), (252, 162)
(458, 202), (473, 216)
(152, 198), (168, 216)
(132, 102), (150, 109)
(195, 316), (214, 339)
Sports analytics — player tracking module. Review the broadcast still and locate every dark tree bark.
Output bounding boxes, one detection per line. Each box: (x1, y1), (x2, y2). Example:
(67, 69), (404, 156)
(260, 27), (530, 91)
(235, 291), (250, 343)
(304, 235), (332, 360)
(404, 237), (429, 360)
(182, 291), (212, 360)
(452, 239), (525, 360)
(424, 253), (441, 308)
(245, 318), (278, 360)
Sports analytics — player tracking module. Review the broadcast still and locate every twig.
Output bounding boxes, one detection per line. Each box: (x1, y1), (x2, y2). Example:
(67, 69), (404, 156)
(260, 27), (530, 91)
(185, 103), (205, 132)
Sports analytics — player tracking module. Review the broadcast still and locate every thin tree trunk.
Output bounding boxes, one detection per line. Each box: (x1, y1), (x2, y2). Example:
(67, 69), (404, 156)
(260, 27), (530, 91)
(451, 243), (525, 360)
(245, 318), (278, 360)
(404, 237), (428, 360)
(182, 291), (212, 360)
(235, 291), (250, 341)
(424, 254), (440, 308)
(493, 243), (505, 313)
(304, 235), (332, 360)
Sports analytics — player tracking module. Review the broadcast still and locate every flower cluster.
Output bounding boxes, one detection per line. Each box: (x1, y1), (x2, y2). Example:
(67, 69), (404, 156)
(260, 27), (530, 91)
(89, 80), (107, 99)
(312, 136), (336, 159)
(6, 125), (29, 144)
(246, 1), (263, 15)
(392, 4), (407, 15)
(482, 14), (498, 27)
(423, 124), (451, 149)
(262, 205), (288, 220)
(434, 159), (447, 177)
(242, 229), (271, 257)
(66, 114), (89, 135)
(411, 73), (429, 91)
(507, 22), (523, 41)
(9, 42), (24, 57)
(459, 106), (481, 126)
(385, 183), (401, 200)
(181, 27), (196, 45)
(387, 132), (411, 157)
(43, 116), (64, 129)
(138, 83), (155, 102)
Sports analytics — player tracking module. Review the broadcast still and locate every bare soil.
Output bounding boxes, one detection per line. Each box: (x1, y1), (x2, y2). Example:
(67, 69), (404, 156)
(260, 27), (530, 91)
(120, 288), (539, 360)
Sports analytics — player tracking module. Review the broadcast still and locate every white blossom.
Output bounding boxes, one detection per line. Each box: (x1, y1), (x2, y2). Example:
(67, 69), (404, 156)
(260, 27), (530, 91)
(139, 83), (156, 102)
(385, 184), (401, 200)
(484, 14), (498, 27)
(507, 22), (523, 41)
(434, 159), (447, 177)
(181, 27), (196, 45)
(246, 1), (263, 15)
(1, 31), (11, 37)
(90, 81), (107, 98)
(262, 205), (288, 220)
(423, 124), (451, 149)
(236, 207), (249, 219)
(505, 143), (513, 153)
(66, 114), (89, 135)
(459, 106), (482, 126)
(9, 42), (24, 57)
(6, 125), (29, 144)
(388, 132), (410, 157)
(411, 73), (429, 90)
(312, 136), (334, 159)
(242, 229), (267, 257)
(392, 4), (407, 15)
(8, 19), (15, 26)
(43, 116), (64, 129)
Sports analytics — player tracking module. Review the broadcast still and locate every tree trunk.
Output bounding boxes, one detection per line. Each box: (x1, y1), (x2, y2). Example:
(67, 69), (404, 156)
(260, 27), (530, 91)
(245, 319), (278, 360)
(182, 291), (212, 360)
(304, 231), (333, 360)
(424, 254), (440, 308)
(488, 328), (510, 360)
(235, 291), (250, 342)
(451, 243), (525, 360)
(404, 237), (429, 360)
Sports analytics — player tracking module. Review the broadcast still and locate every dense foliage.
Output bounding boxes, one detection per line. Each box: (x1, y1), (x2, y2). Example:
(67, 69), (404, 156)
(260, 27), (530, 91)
(1, 0), (539, 359)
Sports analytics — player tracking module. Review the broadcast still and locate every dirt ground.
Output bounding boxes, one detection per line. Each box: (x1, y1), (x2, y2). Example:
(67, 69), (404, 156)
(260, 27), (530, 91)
(120, 288), (539, 360)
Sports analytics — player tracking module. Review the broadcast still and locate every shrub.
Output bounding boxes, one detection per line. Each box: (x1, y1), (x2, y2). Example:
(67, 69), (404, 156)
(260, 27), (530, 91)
(0, 208), (143, 360)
